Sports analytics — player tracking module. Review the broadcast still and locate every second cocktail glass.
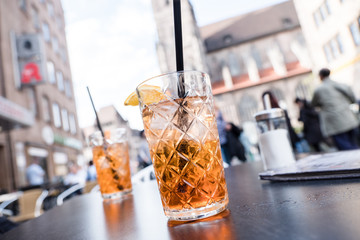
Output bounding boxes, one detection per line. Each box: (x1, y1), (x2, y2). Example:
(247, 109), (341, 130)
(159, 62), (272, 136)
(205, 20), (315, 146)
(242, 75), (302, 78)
(137, 70), (228, 221)
(89, 128), (132, 199)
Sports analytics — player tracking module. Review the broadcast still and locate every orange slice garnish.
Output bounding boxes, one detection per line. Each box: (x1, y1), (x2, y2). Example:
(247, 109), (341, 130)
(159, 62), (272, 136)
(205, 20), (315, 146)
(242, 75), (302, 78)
(124, 85), (165, 106)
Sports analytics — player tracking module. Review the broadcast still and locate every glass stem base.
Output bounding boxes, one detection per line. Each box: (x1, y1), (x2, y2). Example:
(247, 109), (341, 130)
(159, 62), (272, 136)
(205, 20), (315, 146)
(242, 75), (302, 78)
(101, 189), (132, 200)
(164, 199), (228, 221)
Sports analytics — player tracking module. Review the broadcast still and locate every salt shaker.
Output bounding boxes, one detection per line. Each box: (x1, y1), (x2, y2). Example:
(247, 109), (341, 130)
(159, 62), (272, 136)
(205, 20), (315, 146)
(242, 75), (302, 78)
(254, 108), (296, 170)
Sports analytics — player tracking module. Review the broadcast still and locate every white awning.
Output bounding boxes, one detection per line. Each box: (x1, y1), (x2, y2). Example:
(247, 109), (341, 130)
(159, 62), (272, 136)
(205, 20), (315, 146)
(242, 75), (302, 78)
(28, 147), (48, 158)
(0, 96), (34, 127)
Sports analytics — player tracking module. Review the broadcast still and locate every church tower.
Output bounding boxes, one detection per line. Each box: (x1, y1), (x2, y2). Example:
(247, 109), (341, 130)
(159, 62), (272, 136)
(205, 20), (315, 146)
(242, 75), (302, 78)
(151, 0), (208, 74)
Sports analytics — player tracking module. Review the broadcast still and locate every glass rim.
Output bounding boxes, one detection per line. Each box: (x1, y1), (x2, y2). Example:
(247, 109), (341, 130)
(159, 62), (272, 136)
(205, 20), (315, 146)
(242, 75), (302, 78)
(136, 70), (208, 91)
(89, 130), (102, 140)
(89, 128), (127, 141)
(254, 108), (284, 121)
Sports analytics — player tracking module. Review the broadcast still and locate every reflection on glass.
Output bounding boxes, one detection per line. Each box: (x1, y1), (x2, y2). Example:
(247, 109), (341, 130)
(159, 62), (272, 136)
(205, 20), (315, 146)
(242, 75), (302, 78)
(168, 210), (236, 240)
(102, 196), (135, 237)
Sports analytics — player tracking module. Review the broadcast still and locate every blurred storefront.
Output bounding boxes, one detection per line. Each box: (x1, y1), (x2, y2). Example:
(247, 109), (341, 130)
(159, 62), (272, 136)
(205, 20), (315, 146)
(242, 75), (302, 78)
(0, 0), (83, 192)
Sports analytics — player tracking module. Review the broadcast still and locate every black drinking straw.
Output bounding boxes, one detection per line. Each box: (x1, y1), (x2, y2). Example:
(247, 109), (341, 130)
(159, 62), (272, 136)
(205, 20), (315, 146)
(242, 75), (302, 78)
(86, 86), (104, 138)
(173, 0), (186, 98)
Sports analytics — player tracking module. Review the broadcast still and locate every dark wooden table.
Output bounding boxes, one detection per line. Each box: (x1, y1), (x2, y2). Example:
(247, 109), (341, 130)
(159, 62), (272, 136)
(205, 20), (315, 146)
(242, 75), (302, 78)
(3, 161), (360, 240)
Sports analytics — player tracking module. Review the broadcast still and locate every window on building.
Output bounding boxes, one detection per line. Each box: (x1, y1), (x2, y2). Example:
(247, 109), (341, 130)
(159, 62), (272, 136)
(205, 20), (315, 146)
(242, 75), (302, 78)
(330, 38), (341, 58)
(319, 4), (329, 20)
(336, 34), (344, 53)
(47, 61), (56, 84)
(350, 18), (360, 46)
(221, 63), (233, 88)
(209, 57), (222, 82)
(59, 47), (67, 63)
(324, 0), (331, 15)
(55, 16), (62, 29)
(42, 22), (51, 42)
(323, 44), (333, 62)
(69, 113), (77, 135)
(313, 1), (332, 27)
(19, 0), (27, 11)
(52, 102), (61, 128)
(238, 95), (258, 123)
(47, 2), (54, 17)
(323, 34), (344, 62)
(31, 7), (40, 29)
(52, 37), (59, 53)
(223, 35), (233, 45)
(27, 88), (38, 117)
(61, 109), (69, 131)
(228, 52), (241, 76)
(282, 18), (293, 28)
(270, 88), (285, 103)
(56, 71), (64, 91)
(64, 80), (72, 98)
(251, 46), (263, 69)
(313, 11), (322, 27)
(42, 96), (51, 122)
(295, 81), (312, 100)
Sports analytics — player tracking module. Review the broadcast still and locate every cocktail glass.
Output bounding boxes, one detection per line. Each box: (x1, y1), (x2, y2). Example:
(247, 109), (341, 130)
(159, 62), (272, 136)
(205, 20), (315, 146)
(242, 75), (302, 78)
(137, 70), (228, 221)
(89, 128), (132, 199)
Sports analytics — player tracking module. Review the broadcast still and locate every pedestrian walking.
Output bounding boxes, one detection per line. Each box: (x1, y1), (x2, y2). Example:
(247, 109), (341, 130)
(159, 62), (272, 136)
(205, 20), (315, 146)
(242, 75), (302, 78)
(26, 157), (45, 186)
(295, 98), (324, 152)
(215, 107), (231, 165)
(311, 68), (359, 150)
(226, 123), (246, 162)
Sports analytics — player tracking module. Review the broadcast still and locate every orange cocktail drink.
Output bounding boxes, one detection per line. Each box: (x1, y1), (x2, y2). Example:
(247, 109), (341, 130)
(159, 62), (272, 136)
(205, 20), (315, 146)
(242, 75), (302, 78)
(90, 128), (132, 199)
(137, 71), (228, 221)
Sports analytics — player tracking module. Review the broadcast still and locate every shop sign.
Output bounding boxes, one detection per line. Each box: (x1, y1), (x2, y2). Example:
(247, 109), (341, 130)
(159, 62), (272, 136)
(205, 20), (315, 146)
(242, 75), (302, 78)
(20, 62), (43, 85)
(16, 34), (46, 87)
(0, 96), (34, 127)
(28, 147), (49, 157)
(54, 134), (82, 150)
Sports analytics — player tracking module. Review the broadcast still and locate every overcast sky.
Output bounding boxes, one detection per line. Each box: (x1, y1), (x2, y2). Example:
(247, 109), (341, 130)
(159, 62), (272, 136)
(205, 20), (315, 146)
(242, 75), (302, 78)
(61, 0), (286, 130)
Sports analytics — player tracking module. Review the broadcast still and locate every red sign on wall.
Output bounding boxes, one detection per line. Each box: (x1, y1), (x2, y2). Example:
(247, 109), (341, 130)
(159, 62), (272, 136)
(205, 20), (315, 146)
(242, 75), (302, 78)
(21, 62), (42, 85)
(15, 34), (46, 88)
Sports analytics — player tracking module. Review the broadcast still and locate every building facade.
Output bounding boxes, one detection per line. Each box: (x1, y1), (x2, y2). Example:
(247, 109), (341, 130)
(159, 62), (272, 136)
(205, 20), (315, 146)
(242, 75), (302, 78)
(152, 0), (313, 131)
(0, 0), (82, 191)
(152, 0), (208, 73)
(202, 1), (312, 126)
(294, 0), (360, 95)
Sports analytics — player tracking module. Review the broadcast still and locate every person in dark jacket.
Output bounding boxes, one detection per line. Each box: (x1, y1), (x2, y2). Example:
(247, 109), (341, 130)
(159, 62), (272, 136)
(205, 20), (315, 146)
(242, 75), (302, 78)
(295, 98), (324, 152)
(226, 123), (246, 162)
(215, 108), (231, 165)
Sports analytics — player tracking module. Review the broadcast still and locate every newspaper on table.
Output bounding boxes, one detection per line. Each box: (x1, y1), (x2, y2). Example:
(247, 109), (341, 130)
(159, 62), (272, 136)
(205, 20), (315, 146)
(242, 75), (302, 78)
(259, 150), (360, 181)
